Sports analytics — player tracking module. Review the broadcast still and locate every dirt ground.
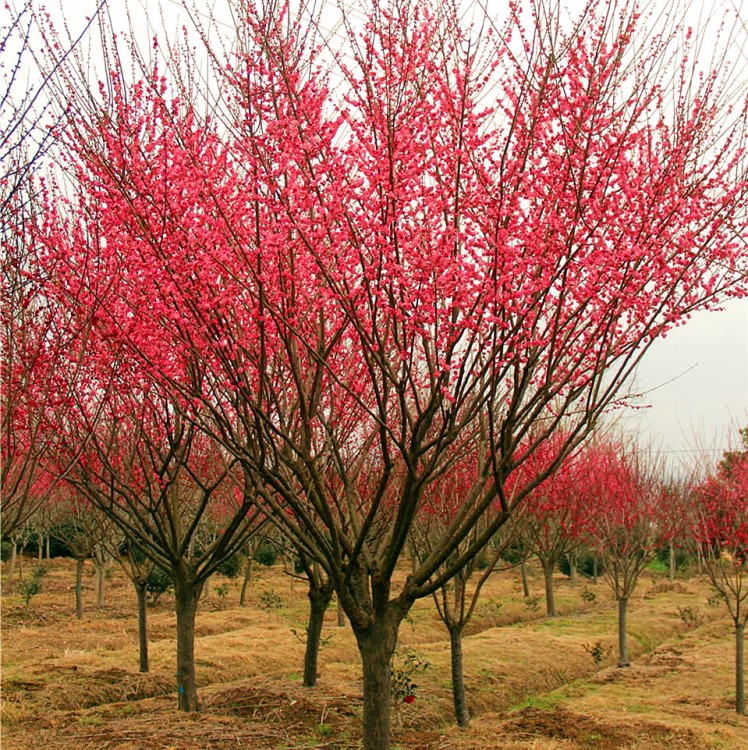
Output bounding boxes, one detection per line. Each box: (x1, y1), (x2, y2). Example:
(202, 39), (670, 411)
(2, 557), (747, 749)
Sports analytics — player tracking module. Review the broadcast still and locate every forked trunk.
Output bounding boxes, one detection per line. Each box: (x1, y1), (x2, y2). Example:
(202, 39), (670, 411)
(448, 623), (470, 728)
(542, 561), (556, 617)
(353, 616), (400, 750)
(303, 582), (333, 687)
(736, 619), (745, 714)
(617, 597), (630, 667)
(136, 579), (149, 673)
(174, 579), (202, 711)
(75, 557), (85, 620)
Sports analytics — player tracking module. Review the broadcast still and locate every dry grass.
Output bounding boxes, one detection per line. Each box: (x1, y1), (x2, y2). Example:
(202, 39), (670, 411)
(2, 557), (747, 749)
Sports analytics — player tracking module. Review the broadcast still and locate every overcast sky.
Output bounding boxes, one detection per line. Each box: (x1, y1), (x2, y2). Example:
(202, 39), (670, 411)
(627, 298), (748, 472)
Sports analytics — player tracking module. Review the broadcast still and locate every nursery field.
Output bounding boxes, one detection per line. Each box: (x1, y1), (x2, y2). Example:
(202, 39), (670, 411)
(2, 557), (747, 749)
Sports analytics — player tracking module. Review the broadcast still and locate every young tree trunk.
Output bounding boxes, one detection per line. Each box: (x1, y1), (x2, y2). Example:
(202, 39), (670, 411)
(352, 616), (400, 750)
(9, 541), (17, 579)
(542, 561), (556, 617)
(736, 619), (745, 714)
(448, 623), (470, 728)
(592, 554), (599, 584)
(75, 556), (85, 620)
(94, 551), (107, 608)
(568, 550), (578, 586)
(174, 579), (202, 711)
(520, 560), (530, 598)
(303, 582), (333, 687)
(617, 597), (630, 667)
(37, 538), (43, 561)
(669, 541), (676, 582)
(45, 535), (50, 559)
(136, 579), (149, 673)
(239, 554), (253, 607)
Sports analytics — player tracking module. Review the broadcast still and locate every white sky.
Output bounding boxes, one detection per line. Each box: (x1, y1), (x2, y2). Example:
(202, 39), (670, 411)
(628, 299), (748, 472)
(7, 0), (747, 472)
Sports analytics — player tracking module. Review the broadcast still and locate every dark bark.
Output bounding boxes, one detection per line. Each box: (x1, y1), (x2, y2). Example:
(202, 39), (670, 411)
(75, 556), (85, 620)
(542, 561), (556, 617)
(303, 581), (333, 687)
(448, 624), (470, 728)
(337, 596), (346, 627)
(520, 560), (530, 598)
(136, 579), (149, 673)
(617, 597), (630, 667)
(736, 619), (745, 714)
(353, 616), (400, 750)
(174, 578), (202, 711)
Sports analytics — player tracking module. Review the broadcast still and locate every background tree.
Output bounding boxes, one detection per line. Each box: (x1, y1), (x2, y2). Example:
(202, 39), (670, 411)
(692, 432), (748, 713)
(31, 1), (748, 747)
(1, 1), (106, 535)
(582, 439), (675, 667)
(511, 434), (591, 617)
(57, 376), (265, 711)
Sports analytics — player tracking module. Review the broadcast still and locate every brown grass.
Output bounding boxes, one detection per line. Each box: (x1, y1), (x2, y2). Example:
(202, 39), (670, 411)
(2, 557), (747, 749)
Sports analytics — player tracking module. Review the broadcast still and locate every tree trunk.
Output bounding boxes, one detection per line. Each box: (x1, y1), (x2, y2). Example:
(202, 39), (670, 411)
(568, 550), (578, 586)
(353, 616), (400, 750)
(592, 554), (599, 584)
(37, 538), (43, 561)
(542, 561), (556, 617)
(617, 597), (630, 667)
(736, 619), (745, 714)
(239, 554), (253, 607)
(174, 579), (202, 711)
(669, 541), (676, 582)
(520, 560), (530, 598)
(337, 595), (346, 627)
(45, 535), (50, 559)
(75, 557), (85, 620)
(9, 541), (17, 579)
(303, 582), (332, 687)
(94, 552), (106, 608)
(136, 579), (149, 673)
(448, 624), (470, 728)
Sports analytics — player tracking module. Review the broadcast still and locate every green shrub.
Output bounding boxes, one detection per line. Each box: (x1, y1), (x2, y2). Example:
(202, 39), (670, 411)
(18, 564), (48, 606)
(0, 540), (13, 562)
(259, 589), (283, 609)
(145, 566), (172, 604)
(216, 553), (243, 579)
(254, 541), (278, 567)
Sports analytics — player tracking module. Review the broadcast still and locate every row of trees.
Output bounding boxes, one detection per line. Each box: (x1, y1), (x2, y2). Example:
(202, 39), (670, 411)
(6, 431), (748, 725)
(3, 1), (747, 747)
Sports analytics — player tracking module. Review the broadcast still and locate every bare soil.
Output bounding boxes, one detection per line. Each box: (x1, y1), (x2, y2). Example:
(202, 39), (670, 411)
(2, 557), (747, 749)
